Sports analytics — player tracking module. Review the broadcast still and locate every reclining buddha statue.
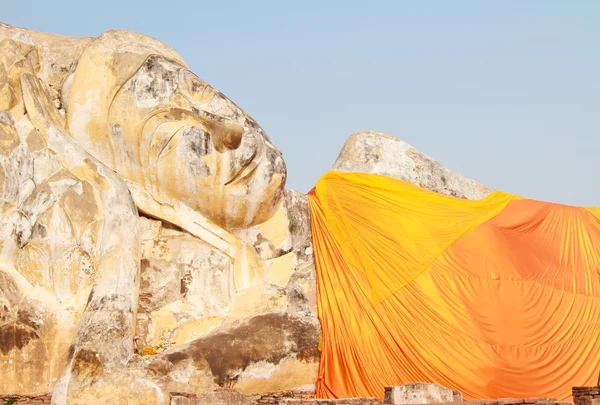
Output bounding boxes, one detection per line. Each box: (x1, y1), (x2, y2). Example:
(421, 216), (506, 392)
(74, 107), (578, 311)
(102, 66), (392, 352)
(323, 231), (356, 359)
(3, 21), (597, 405)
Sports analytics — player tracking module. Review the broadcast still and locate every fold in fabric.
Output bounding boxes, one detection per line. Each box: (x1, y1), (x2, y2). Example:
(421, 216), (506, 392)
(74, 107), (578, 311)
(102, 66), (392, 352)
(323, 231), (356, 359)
(308, 171), (600, 401)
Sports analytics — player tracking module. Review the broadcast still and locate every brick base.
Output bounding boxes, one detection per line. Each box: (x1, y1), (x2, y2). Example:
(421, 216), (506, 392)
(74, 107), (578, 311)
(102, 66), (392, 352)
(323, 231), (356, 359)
(573, 386), (600, 405)
(168, 390), (578, 405)
(0, 390), (575, 405)
(0, 394), (52, 404)
(425, 399), (570, 405)
(169, 390), (381, 405)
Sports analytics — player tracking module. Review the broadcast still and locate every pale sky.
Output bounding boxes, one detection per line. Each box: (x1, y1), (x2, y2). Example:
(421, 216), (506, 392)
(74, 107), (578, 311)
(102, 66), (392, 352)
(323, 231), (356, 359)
(3, 1), (599, 205)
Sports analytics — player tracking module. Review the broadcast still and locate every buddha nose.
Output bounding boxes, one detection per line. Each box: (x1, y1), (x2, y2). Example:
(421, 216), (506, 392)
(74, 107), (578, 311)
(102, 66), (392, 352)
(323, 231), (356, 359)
(203, 119), (244, 152)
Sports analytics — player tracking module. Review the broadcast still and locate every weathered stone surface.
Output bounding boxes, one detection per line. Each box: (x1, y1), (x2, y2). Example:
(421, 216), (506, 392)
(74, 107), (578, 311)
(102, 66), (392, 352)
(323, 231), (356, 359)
(130, 312), (319, 397)
(0, 22), (318, 404)
(333, 130), (490, 199)
(383, 383), (455, 404)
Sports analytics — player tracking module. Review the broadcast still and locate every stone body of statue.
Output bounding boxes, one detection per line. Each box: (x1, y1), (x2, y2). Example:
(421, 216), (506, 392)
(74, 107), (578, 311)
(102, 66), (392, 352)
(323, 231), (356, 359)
(0, 22), (489, 404)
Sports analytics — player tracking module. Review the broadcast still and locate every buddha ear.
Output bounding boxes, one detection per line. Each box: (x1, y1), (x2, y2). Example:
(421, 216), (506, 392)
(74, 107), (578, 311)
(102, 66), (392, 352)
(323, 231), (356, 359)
(21, 72), (67, 136)
(200, 114), (244, 153)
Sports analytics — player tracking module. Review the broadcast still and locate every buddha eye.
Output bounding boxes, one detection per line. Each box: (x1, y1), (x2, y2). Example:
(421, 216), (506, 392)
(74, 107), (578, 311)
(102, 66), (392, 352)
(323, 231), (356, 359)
(152, 121), (186, 162)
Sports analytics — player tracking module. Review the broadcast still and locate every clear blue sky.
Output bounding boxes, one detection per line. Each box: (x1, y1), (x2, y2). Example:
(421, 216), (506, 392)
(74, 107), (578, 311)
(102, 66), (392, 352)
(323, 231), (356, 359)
(3, 1), (599, 205)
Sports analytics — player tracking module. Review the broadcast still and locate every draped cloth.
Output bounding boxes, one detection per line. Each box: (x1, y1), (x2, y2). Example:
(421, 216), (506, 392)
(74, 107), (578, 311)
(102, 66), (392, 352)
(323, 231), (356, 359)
(308, 171), (600, 401)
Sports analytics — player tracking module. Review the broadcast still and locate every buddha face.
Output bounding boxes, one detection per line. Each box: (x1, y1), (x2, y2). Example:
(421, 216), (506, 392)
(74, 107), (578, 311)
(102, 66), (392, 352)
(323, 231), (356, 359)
(71, 53), (286, 229)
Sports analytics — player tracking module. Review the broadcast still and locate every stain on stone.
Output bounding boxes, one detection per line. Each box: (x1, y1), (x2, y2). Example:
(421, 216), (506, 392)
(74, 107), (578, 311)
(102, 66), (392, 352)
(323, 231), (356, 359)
(181, 126), (212, 177)
(17, 308), (40, 331)
(32, 222), (47, 238)
(148, 357), (173, 376)
(253, 233), (284, 259)
(0, 304), (9, 324)
(15, 219), (32, 249)
(138, 256), (181, 313)
(284, 190), (311, 252)
(71, 348), (103, 379)
(179, 313), (319, 386)
(67, 344), (76, 361)
(297, 340), (320, 363)
(165, 351), (189, 364)
(0, 272), (20, 304)
(132, 55), (179, 106)
(84, 293), (132, 338)
(0, 322), (39, 355)
(140, 258), (151, 290)
(190, 79), (204, 93)
(180, 270), (191, 296)
(270, 184), (286, 214)
(85, 289), (95, 307)
(285, 287), (309, 315)
(138, 292), (153, 313)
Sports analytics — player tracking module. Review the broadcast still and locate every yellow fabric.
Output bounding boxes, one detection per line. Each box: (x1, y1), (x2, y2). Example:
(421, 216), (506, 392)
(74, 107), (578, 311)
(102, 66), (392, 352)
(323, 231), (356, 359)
(313, 171), (515, 304)
(308, 171), (600, 401)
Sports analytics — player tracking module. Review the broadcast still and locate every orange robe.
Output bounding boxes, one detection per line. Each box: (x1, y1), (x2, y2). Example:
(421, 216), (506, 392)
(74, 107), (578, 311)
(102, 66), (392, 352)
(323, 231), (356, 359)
(308, 171), (600, 401)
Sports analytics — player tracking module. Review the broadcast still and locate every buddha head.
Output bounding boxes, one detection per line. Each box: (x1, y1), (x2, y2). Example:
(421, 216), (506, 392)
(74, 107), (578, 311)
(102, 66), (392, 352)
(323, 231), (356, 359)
(64, 30), (286, 229)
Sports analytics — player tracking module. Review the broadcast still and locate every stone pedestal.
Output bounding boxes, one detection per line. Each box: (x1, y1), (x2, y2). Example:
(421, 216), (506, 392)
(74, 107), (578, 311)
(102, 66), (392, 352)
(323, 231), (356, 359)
(383, 383), (457, 404)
